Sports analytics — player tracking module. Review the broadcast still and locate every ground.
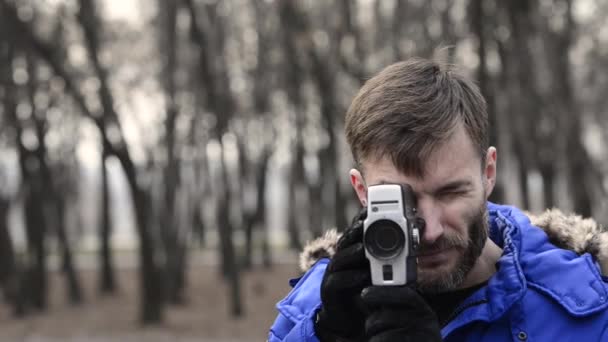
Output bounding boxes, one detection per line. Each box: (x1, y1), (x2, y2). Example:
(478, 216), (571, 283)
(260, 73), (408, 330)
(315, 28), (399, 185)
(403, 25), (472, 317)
(0, 263), (300, 341)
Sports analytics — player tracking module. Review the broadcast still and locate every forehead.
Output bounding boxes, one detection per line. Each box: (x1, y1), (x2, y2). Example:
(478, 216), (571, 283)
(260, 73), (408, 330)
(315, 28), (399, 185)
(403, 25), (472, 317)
(363, 125), (481, 190)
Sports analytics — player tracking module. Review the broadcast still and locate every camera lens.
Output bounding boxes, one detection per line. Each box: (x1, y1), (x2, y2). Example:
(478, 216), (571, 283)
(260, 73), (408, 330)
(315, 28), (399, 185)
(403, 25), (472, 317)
(364, 219), (406, 259)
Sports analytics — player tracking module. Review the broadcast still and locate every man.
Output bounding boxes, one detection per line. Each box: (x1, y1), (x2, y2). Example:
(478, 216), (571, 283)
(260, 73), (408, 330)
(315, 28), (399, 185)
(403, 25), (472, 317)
(268, 58), (608, 341)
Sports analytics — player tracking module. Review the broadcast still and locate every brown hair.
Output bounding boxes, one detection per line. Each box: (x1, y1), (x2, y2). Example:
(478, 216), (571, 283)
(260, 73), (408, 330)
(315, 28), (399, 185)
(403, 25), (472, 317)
(345, 58), (488, 178)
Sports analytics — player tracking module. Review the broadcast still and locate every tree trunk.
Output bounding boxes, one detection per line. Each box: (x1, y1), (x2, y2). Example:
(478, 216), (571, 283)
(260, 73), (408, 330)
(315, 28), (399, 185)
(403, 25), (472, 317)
(310, 51), (346, 232)
(55, 197), (82, 304)
(192, 203), (206, 247)
(515, 148), (531, 210)
(277, 0), (308, 249)
(280, 0), (347, 232)
(566, 143), (593, 216)
(162, 104), (185, 304)
(217, 141), (243, 316)
(244, 1), (275, 269)
(99, 145), (116, 294)
(307, 179), (324, 238)
(26, 52), (82, 305)
(185, 0), (243, 317)
(1, 35), (48, 314)
(243, 214), (255, 270)
(158, 0), (186, 305)
(23, 185), (48, 311)
(500, 0), (544, 210)
(469, 0), (504, 203)
(541, 0), (595, 216)
(0, 15), (17, 303)
(287, 135), (305, 252)
(0, 198), (15, 299)
(243, 148), (271, 270)
(339, 0), (366, 81)
(117, 146), (165, 322)
(0, 40), (32, 317)
(391, 0), (407, 61)
(190, 138), (208, 248)
(539, 164), (556, 208)
(77, 0), (165, 322)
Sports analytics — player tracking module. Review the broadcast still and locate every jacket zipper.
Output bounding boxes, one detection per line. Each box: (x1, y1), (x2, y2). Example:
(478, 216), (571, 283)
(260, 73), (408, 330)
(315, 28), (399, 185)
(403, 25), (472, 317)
(442, 299), (489, 327)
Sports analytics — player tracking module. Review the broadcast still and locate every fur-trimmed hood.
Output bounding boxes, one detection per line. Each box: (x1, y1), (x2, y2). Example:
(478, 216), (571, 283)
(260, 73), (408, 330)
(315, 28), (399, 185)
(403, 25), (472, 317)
(299, 208), (608, 276)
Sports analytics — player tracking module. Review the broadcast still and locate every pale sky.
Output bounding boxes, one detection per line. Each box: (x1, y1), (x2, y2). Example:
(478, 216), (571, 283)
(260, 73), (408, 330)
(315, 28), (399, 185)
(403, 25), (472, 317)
(102, 0), (146, 27)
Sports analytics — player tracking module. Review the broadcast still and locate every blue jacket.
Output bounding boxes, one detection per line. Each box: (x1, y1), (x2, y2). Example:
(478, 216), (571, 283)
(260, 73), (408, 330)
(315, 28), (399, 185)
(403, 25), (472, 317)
(269, 203), (608, 341)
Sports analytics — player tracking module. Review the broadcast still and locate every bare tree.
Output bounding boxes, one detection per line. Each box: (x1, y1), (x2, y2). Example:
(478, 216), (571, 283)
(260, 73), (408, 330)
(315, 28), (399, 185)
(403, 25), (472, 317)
(277, 0), (309, 248)
(0, 0), (166, 323)
(468, 0), (504, 203)
(25, 51), (82, 305)
(538, 0), (602, 216)
(185, 0), (243, 317)
(494, 0), (544, 210)
(0, 14), (18, 309)
(157, 0), (187, 304)
(338, 0), (367, 82)
(308, 3), (349, 233)
(240, 0), (276, 270)
(76, 0), (165, 321)
(0, 21), (49, 314)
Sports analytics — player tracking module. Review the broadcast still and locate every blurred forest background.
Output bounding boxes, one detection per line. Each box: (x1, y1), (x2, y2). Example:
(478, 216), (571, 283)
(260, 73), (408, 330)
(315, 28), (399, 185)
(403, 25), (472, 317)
(0, 0), (607, 340)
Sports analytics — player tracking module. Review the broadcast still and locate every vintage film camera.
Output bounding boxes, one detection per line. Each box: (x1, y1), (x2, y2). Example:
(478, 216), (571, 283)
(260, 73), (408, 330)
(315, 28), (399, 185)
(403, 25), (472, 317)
(364, 184), (422, 286)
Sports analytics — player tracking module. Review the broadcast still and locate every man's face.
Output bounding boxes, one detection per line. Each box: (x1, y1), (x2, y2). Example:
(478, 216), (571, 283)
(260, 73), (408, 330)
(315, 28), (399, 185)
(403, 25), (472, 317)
(351, 125), (496, 293)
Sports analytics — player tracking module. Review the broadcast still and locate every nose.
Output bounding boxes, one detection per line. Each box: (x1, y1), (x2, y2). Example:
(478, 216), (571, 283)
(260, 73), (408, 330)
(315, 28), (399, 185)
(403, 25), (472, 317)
(416, 198), (444, 244)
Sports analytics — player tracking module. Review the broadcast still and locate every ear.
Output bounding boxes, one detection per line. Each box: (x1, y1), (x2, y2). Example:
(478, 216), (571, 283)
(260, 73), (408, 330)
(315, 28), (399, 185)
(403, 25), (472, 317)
(349, 169), (368, 206)
(483, 147), (497, 199)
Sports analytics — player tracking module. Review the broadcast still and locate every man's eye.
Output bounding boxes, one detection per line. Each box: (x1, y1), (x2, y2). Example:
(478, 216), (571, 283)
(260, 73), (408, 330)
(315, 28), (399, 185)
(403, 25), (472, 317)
(439, 190), (466, 198)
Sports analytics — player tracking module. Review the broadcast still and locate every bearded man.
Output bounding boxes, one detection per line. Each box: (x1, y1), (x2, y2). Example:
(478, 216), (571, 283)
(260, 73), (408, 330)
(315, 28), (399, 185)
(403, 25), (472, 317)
(269, 58), (608, 342)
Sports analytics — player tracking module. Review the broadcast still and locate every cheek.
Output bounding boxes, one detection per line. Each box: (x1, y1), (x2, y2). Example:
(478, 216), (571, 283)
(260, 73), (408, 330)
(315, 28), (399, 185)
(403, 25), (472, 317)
(440, 197), (482, 235)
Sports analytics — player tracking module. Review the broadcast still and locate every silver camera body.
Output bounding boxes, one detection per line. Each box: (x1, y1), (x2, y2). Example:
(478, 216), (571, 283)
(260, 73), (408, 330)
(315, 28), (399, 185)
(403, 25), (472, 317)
(364, 184), (421, 286)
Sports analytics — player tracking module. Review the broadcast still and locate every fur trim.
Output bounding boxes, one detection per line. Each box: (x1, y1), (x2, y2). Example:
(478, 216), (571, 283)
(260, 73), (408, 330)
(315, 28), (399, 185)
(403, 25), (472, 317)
(299, 210), (608, 276)
(299, 229), (341, 272)
(528, 209), (608, 275)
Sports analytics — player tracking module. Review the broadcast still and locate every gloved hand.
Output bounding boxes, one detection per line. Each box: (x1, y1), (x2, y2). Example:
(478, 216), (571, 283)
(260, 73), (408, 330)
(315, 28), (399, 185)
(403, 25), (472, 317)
(361, 285), (442, 342)
(314, 208), (370, 342)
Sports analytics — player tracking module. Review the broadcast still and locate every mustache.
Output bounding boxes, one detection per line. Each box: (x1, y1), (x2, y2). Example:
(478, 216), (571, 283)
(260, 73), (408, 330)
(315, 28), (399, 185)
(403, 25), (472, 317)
(416, 206), (488, 256)
(417, 231), (469, 255)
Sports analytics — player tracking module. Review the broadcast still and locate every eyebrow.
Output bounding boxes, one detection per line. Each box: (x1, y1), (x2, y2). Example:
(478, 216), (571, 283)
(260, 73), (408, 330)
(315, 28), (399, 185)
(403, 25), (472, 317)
(432, 179), (473, 194)
(373, 179), (473, 194)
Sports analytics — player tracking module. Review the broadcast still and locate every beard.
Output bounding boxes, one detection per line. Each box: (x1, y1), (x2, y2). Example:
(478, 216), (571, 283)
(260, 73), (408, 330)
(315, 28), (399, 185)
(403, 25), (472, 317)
(416, 200), (489, 294)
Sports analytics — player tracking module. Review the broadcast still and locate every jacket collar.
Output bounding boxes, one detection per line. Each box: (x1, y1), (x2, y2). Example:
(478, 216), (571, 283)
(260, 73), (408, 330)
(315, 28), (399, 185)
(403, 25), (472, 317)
(443, 203), (608, 336)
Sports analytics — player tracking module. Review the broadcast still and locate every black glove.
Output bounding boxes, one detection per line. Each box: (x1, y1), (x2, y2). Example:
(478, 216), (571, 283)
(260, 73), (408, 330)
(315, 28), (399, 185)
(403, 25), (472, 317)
(361, 285), (443, 342)
(315, 208), (370, 342)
